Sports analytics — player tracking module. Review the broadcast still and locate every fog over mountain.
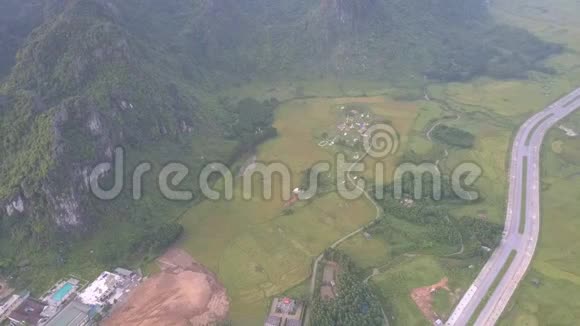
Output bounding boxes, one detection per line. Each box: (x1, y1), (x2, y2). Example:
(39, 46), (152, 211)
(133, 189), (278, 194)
(0, 0), (560, 289)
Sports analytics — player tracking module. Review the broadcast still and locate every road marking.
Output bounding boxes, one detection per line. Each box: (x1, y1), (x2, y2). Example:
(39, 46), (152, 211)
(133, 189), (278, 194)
(445, 285), (479, 326)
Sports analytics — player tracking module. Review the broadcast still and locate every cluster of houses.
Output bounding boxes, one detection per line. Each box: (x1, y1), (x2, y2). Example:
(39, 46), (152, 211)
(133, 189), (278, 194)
(0, 268), (141, 326)
(264, 297), (305, 326)
(318, 106), (374, 150)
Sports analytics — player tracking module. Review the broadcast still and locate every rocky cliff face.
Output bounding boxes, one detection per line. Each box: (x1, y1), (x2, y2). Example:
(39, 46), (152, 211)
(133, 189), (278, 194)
(1, 95), (115, 228)
(0, 0), (561, 239)
(0, 0), (201, 230)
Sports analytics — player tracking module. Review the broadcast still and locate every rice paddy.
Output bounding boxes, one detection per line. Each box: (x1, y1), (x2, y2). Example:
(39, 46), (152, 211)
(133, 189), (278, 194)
(177, 96), (421, 324)
(172, 1), (580, 324)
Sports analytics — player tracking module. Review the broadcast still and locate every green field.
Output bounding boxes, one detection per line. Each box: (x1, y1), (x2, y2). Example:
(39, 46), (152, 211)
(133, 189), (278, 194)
(172, 1), (580, 324)
(177, 95), (421, 324)
(479, 0), (580, 325)
(370, 255), (478, 326)
(175, 64), (568, 324)
(329, 1), (580, 324)
(2, 1), (580, 325)
(371, 256), (445, 326)
(176, 75), (526, 324)
(499, 122), (580, 324)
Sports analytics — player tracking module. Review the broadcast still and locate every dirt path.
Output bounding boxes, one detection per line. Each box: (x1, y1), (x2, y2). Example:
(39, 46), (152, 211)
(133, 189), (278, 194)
(105, 248), (229, 326)
(305, 155), (386, 325)
(307, 156), (383, 293)
(306, 94), (459, 325)
(425, 113), (466, 256)
(425, 114), (461, 166)
(425, 114), (461, 142)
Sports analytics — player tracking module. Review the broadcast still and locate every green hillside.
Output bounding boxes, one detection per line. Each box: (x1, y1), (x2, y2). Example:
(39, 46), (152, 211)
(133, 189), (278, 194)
(0, 0), (562, 290)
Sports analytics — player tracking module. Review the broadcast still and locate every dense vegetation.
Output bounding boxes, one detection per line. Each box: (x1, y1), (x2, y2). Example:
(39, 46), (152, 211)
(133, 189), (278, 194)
(373, 175), (503, 257)
(310, 249), (385, 326)
(431, 125), (476, 148)
(0, 0), (559, 290)
(458, 217), (503, 249)
(0, 0), (48, 78)
(108, 0), (561, 83)
(94, 222), (183, 265)
(224, 97), (279, 149)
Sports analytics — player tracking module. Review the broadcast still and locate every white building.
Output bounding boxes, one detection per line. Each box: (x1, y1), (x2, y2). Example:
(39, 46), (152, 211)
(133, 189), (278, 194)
(78, 272), (123, 306)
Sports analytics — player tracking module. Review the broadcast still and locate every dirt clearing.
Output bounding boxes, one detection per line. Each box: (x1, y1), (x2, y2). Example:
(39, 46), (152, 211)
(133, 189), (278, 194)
(105, 248), (229, 326)
(0, 279), (13, 300)
(410, 277), (450, 322)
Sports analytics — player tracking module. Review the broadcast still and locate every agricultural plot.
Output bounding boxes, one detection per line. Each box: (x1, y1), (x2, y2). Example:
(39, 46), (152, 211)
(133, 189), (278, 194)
(336, 233), (391, 270)
(370, 256), (467, 326)
(177, 96), (421, 323)
(175, 2), (580, 322)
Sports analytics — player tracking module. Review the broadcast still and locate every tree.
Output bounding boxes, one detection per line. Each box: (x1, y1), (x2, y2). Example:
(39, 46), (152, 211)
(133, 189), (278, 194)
(311, 250), (385, 325)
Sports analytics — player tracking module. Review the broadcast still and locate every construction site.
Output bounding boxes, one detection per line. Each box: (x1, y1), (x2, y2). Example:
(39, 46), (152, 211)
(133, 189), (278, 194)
(104, 248), (229, 326)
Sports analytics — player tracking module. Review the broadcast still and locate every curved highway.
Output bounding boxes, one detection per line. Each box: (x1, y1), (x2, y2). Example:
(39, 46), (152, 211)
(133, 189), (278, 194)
(446, 88), (580, 326)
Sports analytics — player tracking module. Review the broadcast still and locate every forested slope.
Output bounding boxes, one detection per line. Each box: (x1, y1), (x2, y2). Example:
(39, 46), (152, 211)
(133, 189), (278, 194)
(0, 0), (561, 288)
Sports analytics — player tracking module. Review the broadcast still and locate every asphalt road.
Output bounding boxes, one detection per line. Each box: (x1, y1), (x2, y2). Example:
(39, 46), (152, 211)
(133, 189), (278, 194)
(446, 88), (580, 326)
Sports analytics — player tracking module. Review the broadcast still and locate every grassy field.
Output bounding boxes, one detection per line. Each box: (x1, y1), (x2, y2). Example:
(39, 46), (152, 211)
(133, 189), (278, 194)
(477, 0), (580, 324)
(187, 62), (554, 324)
(330, 1), (580, 323)
(213, 77), (520, 324)
(499, 117), (580, 325)
(169, 2), (580, 324)
(177, 95), (421, 324)
(499, 152), (580, 324)
(2, 1), (577, 324)
(370, 255), (478, 326)
(337, 233), (391, 270)
(371, 256), (444, 326)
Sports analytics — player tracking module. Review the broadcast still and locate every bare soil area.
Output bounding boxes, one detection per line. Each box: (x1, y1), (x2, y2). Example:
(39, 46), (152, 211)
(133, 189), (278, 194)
(105, 248), (229, 326)
(0, 279), (13, 300)
(410, 277), (450, 322)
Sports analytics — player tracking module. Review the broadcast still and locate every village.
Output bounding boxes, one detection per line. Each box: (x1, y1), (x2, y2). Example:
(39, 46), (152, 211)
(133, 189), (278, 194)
(318, 105), (375, 158)
(282, 105), (377, 209)
(0, 267), (141, 326)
